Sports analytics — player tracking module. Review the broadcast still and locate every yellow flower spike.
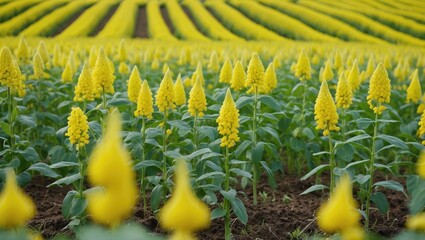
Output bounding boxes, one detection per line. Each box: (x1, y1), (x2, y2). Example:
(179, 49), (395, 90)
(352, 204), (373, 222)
(156, 69), (175, 112)
(93, 46), (115, 97)
(16, 36), (30, 63)
(52, 44), (61, 67)
(317, 175), (362, 236)
(208, 51), (220, 72)
(333, 52), (342, 70)
(74, 62), (95, 102)
(367, 63), (391, 115)
(32, 51), (45, 79)
(127, 66), (142, 103)
(314, 80), (339, 136)
(88, 47), (98, 69)
(118, 61), (129, 74)
(134, 80), (154, 119)
(68, 51), (77, 74)
(366, 55), (375, 77)
(407, 69), (421, 104)
(416, 151), (425, 178)
(188, 76), (207, 117)
(61, 60), (74, 83)
(245, 53), (265, 94)
(0, 46), (21, 92)
(335, 73), (353, 109)
(407, 212), (425, 231)
(272, 55), (281, 68)
(174, 74), (186, 106)
(87, 110), (138, 228)
(151, 58), (160, 70)
(162, 63), (170, 75)
(13, 57), (25, 97)
(65, 107), (89, 150)
(37, 41), (49, 64)
(321, 60), (334, 82)
(383, 55), (392, 70)
(348, 60), (360, 91)
(191, 61), (204, 86)
(263, 63), (277, 94)
(0, 168), (36, 229)
(230, 60), (246, 92)
(118, 39), (127, 62)
(295, 48), (311, 80)
(219, 58), (233, 84)
(159, 160), (210, 239)
(217, 89), (240, 148)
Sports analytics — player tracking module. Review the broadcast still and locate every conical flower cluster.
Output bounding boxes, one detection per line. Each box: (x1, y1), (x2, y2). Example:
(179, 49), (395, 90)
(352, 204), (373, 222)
(93, 46), (115, 97)
(87, 110), (138, 227)
(0, 46), (24, 92)
(156, 69), (175, 112)
(0, 168), (36, 229)
(317, 175), (364, 239)
(230, 60), (246, 91)
(191, 62), (204, 86)
(219, 58), (232, 83)
(160, 160), (210, 240)
(134, 80), (154, 119)
(65, 107), (89, 150)
(188, 76), (207, 117)
(74, 62), (95, 102)
(314, 80), (340, 136)
(16, 36), (30, 63)
(127, 66), (142, 103)
(262, 63), (277, 94)
(61, 60), (74, 83)
(174, 74), (186, 106)
(208, 51), (219, 72)
(367, 63), (391, 115)
(295, 49), (311, 80)
(245, 53), (265, 94)
(407, 69), (421, 103)
(348, 60), (360, 91)
(335, 73), (353, 109)
(217, 89), (240, 148)
(321, 60), (334, 82)
(32, 51), (45, 79)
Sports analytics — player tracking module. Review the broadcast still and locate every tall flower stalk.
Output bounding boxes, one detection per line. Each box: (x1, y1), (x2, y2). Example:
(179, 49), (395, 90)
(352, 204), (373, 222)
(364, 63), (391, 229)
(217, 89), (240, 239)
(156, 69), (175, 182)
(188, 76), (207, 151)
(295, 49), (311, 128)
(245, 53), (265, 206)
(92, 46), (115, 111)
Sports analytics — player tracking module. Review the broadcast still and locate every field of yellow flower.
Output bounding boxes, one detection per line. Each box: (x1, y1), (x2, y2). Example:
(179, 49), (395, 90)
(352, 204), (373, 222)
(1, 0), (425, 239)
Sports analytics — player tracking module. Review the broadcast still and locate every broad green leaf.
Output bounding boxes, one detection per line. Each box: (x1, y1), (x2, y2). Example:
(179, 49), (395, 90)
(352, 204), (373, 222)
(28, 162), (60, 178)
(48, 173), (82, 187)
(371, 192), (389, 214)
(301, 164), (329, 181)
(220, 189), (236, 201)
(231, 197), (248, 225)
(300, 184), (328, 195)
(210, 208), (226, 220)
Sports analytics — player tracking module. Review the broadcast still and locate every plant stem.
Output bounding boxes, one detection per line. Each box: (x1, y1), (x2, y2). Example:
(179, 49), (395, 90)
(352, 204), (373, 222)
(162, 109), (168, 183)
(7, 88), (15, 151)
(102, 88), (107, 110)
(193, 113), (198, 151)
(301, 80), (307, 128)
(365, 111), (379, 229)
(224, 147), (231, 240)
(140, 117), (147, 215)
(252, 89), (258, 206)
(341, 108), (347, 142)
(328, 133), (335, 192)
(77, 147), (86, 198)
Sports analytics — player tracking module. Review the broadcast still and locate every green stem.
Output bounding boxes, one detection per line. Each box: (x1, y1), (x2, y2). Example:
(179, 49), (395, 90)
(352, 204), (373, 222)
(301, 80), (307, 128)
(162, 109), (168, 183)
(224, 147), (231, 240)
(7, 88), (15, 151)
(341, 108), (347, 143)
(365, 111), (379, 229)
(252, 89), (258, 206)
(193, 113), (198, 151)
(102, 88), (106, 110)
(328, 133), (335, 192)
(140, 117), (147, 215)
(77, 147), (86, 198)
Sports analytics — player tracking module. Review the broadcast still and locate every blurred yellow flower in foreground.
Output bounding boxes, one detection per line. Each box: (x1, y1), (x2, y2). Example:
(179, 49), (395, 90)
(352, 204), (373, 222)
(0, 168), (36, 229)
(160, 160), (210, 240)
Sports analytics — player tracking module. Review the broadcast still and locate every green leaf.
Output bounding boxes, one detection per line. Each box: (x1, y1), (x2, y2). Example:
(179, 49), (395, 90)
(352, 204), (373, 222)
(234, 140), (252, 158)
(50, 162), (79, 169)
(409, 178), (425, 214)
(252, 141), (264, 163)
(301, 164), (329, 181)
(302, 127), (315, 140)
(70, 197), (87, 218)
(258, 95), (280, 111)
(185, 148), (212, 160)
(48, 173), (82, 187)
(17, 115), (36, 128)
(231, 197), (248, 225)
(210, 208), (226, 220)
(150, 184), (163, 211)
(345, 134), (371, 143)
(373, 180), (405, 194)
(260, 161), (276, 189)
(220, 189), (236, 201)
(164, 149), (183, 159)
(62, 191), (78, 219)
(235, 96), (253, 109)
(28, 162), (60, 178)
(0, 121), (11, 135)
(230, 168), (252, 179)
(356, 118), (374, 129)
(335, 144), (354, 162)
(259, 127), (281, 144)
(371, 192), (389, 214)
(18, 147), (40, 162)
(290, 137), (305, 151)
(300, 184), (328, 195)
(377, 134), (408, 149)
(196, 172), (225, 182)
(201, 152), (222, 161)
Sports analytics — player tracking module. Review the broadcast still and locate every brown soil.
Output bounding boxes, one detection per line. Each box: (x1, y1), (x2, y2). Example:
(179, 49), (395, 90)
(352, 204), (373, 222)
(159, 6), (175, 36)
(51, 4), (93, 37)
(27, 173), (408, 240)
(134, 6), (148, 38)
(89, 3), (119, 36)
